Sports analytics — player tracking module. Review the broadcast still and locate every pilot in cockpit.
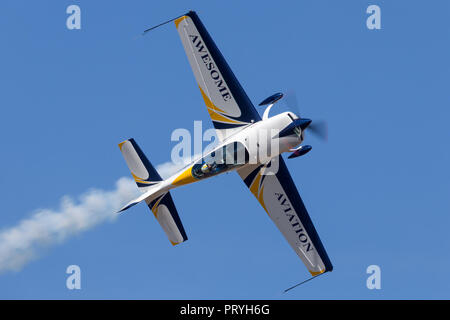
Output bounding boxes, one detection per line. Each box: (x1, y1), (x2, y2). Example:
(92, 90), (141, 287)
(201, 163), (213, 174)
(201, 162), (219, 174)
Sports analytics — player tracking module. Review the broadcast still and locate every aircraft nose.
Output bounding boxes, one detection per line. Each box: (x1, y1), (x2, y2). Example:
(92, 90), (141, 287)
(299, 118), (312, 131)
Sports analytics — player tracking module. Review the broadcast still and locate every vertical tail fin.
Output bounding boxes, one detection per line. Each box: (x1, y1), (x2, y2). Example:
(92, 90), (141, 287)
(118, 138), (162, 191)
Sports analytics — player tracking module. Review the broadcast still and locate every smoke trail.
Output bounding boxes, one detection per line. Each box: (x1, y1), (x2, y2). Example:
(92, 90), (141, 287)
(0, 153), (208, 274)
(156, 153), (204, 179)
(0, 177), (139, 274)
(156, 158), (194, 179)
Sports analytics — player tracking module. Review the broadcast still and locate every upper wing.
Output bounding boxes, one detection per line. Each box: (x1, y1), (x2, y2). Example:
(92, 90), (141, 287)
(174, 11), (261, 141)
(237, 156), (333, 276)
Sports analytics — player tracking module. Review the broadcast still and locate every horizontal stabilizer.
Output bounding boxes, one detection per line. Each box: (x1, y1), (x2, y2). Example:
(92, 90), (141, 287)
(118, 138), (162, 192)
(117, 187), (188, 246)
(148, 192), (188, 245)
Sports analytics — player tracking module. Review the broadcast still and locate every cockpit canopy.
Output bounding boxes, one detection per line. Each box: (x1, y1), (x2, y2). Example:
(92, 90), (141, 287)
(192, 142), (249, 179)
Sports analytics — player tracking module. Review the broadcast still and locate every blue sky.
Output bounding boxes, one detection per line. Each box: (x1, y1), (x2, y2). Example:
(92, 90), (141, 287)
(0, 0), (449, 299)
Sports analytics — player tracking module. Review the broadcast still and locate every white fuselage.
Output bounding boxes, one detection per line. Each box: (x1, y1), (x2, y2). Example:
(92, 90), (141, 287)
(231, 111), (303, 163)
(144, 112), (305, 200)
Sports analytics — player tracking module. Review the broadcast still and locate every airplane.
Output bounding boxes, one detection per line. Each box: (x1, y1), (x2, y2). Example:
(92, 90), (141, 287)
(118, 11), (333, 279)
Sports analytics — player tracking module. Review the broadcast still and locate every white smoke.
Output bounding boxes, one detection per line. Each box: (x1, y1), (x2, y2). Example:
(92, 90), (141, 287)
(0, 177), (139, 274)
(156, 158), (194, 179)
(156, 153), (204, 179)
(0, 153), (210, 274)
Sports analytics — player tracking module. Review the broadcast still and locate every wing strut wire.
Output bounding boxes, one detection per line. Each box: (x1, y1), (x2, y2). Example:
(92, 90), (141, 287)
(142, 14), (186, 35)
(284, 272), (327, 293)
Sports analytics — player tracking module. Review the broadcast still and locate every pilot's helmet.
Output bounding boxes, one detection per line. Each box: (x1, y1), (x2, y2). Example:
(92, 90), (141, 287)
(201, 163), (210, 173)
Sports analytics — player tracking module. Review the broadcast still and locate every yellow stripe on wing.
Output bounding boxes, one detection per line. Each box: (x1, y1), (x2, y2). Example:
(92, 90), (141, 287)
(249, 170), (262, 198)
(309, 269), (325, 276)
(198, 86), (246, 125)
(174, 16), (187, 29)
(206, 107), (242, 124)
(118, 141), (127, 150)
(198, 85), (226, 113)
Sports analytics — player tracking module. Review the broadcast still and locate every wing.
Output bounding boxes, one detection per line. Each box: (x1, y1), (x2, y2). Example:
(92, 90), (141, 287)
(174, 11), (261, 141)
(237, 156), (333, 276)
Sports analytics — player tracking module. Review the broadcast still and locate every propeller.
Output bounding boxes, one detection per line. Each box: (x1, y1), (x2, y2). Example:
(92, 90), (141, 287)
(308, 120), (328, 141)
(283, 90), (328, 142)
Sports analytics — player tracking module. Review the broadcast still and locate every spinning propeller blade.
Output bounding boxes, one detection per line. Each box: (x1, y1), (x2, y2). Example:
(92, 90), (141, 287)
(283, 90), (328, 141)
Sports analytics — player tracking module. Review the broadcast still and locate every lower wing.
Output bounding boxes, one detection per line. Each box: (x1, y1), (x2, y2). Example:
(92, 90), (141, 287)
(237, 156), (333, 276)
